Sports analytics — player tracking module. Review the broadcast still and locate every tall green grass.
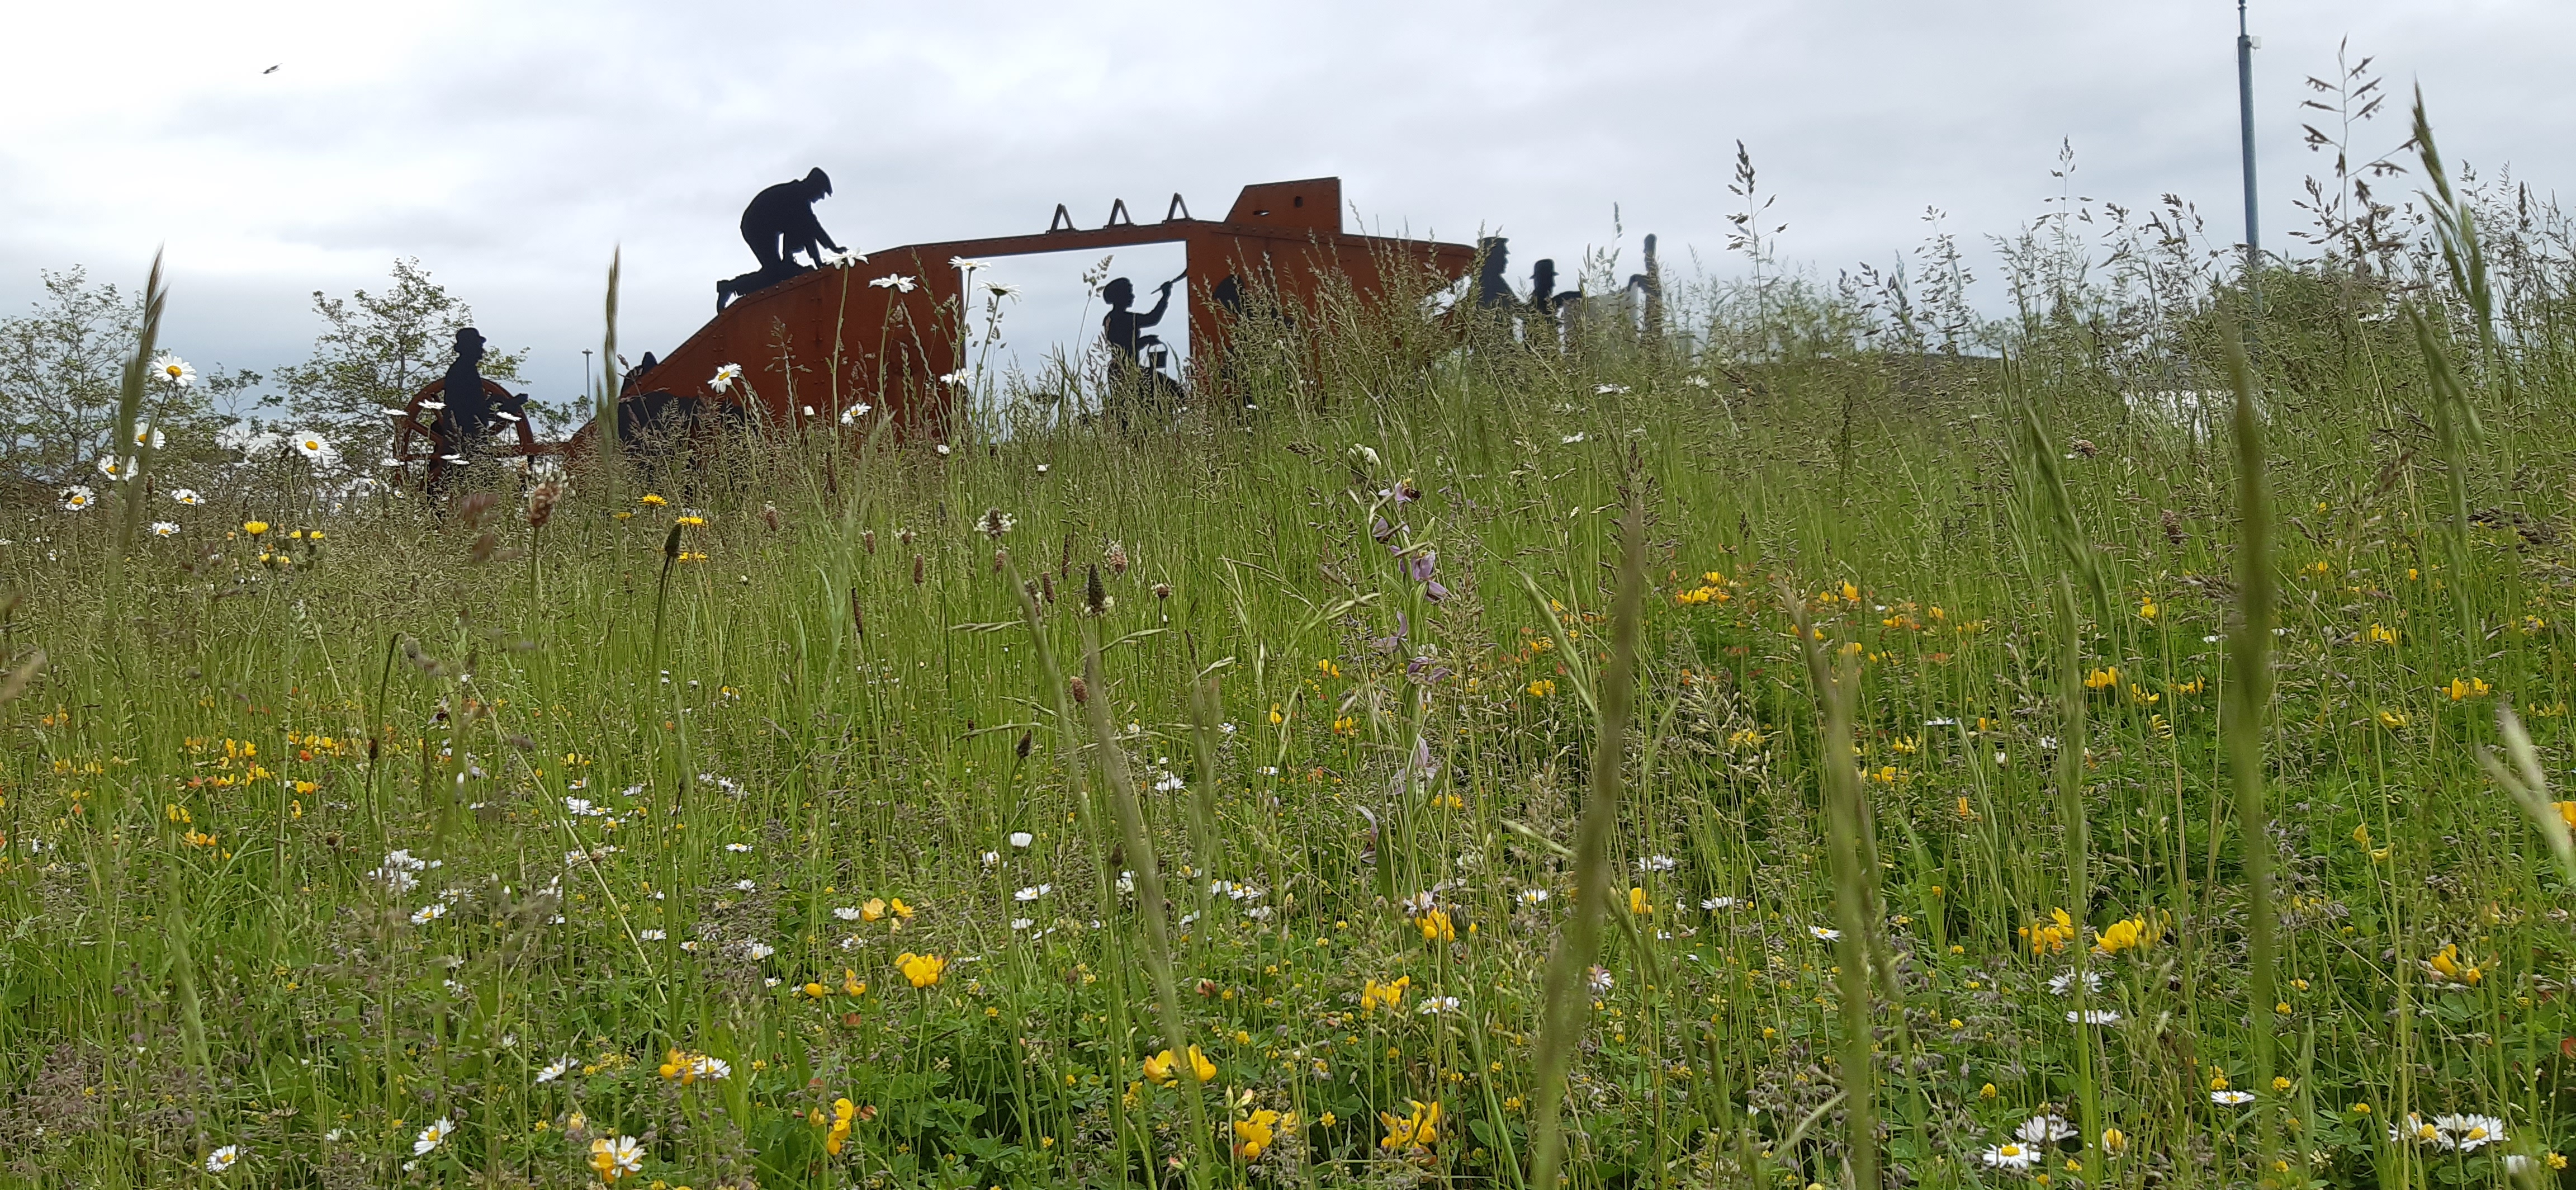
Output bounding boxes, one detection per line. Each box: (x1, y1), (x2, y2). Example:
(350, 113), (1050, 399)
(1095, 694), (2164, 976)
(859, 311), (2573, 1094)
(11, 117), (2576, 1188)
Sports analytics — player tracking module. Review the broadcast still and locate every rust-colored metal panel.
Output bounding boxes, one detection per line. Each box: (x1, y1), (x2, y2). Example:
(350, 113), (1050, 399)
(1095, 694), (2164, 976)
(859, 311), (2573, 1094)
(577, 177), (1472, 450)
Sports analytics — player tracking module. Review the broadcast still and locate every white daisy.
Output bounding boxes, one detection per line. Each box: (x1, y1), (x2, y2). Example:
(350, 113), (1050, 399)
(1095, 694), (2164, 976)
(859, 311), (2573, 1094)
(690, 1055), (732, 1080)
(151, 354), (196, 387)
(2212, 1090), (2254, 1106)
(2438, 1113), (2507, 1151)
(1417, 995), (1461, 1014)
(2066, 1009), (2122, 1025)
(1980, 1142), (2038, 1170)
(2047, 970), (2108, 995)
(290, 429), (330, 459)
(1010, 831), (1034, 848)
(840, 403), (873, 426)
(1808, 925), (1842, 942)
(410, 903), (447, 925)
(150, 521), (179, 537)
(536, 1057), (571, 1083)
(1636, 854), (1677, 873)
(131, 423), (165, 450)
(592, 1135), (645, 1178)
(868, 273), (917, 292)
(2016, 1115), (2078, 1146)
(169, 488), (203, 505)
(1015, 884), (1050, 902)
(206, 1144), (242, 1173)
(949, 256), (992, 271)
(414, 1117), (453, 1155)
(638, 929), (667, 941)
(711, 363), (743, 392)
(1701, 896), (1739, 910)
(97, 455), (139, 481)
(743, 941), (775, 960)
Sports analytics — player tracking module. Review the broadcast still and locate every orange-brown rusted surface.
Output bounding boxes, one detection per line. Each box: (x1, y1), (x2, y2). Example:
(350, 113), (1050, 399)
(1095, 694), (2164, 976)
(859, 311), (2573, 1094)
(570, 178), (1475, 452)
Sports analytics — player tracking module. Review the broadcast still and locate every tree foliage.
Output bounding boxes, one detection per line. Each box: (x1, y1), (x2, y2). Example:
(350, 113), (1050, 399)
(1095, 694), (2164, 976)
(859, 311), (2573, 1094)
(0, 268), (236, 489)
(274, 257), (524, 443)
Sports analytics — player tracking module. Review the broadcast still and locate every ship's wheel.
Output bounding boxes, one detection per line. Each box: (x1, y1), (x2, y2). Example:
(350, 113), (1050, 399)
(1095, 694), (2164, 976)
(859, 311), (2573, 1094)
(386, 377), (557, 490)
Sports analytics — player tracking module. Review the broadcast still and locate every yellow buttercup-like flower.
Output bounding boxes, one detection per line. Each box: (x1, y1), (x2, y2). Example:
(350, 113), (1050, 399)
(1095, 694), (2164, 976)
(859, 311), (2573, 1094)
(895, 951), (945, 989)
(1379, 1099), (1441, 1150)
(1361, 975), (1410, 1013)
(2094, 912), (2162, 956)
(1234, 1108), (1285, 1159)
(2022, 908), (2077, 955)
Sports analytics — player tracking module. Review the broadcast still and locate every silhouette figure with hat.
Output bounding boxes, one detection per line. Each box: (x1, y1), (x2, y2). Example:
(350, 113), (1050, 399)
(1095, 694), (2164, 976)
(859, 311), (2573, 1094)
(438, 328), (493, 456)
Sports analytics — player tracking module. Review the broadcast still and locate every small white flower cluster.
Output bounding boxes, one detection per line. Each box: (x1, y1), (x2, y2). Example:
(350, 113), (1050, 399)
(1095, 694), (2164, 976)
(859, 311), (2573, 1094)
(1636, 854), (1677, 873)
(367, 849), (437, 894)
(1209, 880), (1265, 903)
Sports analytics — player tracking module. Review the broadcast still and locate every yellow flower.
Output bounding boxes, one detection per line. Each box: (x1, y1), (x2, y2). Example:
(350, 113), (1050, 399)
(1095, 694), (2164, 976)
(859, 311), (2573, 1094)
(2082, 666), (2119, 691)
(860, 898), (886, 922)
(1419, 908), (1456, 942)
(676, 515), (705, 527)
(1234, 1108), (1283, 1159)
(243, 521), (269, 536)
(2446, 677), (2492, 700)
(2367, 622), (2399, 645)
(1840, 581), (1859, 602)
(640, 494), (667, 507)
(803, 981), (827, 999)
(889, 898), (915, 919)
(842, 968), (866, 996)
(2093, 912), (2162, 956)
(1144, 1045), (1216, 1085)
(1526, 679), (1556, 698)
(2426, 943), (2482, 986)
(1378, 1099), (1441, 1150)
(895, 951), (945, 988)
(2556, 802), (2576, 831)
(2376, 709), (2408, 729)
(1628, 887), (1650, 916)
(2137, 597), (2158, 621)
(1361, 975), (1411, 1013)
(2022, 908), (2077, 955)
(2100, 1128), (2127, 1156)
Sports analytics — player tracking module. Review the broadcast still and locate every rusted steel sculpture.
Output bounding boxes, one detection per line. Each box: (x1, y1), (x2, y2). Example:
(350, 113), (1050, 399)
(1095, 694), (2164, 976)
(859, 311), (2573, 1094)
(570, 177), (1478, 454)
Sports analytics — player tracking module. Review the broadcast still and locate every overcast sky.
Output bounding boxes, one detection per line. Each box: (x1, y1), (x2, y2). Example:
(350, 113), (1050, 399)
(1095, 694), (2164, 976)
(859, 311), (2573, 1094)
(4, 1), (2569, 411)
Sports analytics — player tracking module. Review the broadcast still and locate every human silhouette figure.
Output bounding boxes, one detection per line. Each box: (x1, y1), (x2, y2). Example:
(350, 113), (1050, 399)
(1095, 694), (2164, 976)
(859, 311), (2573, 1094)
(717, 168), (845, 311)
(438, 327), (493, 455)
(1101, 275), (1182, 431)
(1526, 259), (1579, 347)
(1473, 237), (1516, 308)
(741, 168), (845, 271)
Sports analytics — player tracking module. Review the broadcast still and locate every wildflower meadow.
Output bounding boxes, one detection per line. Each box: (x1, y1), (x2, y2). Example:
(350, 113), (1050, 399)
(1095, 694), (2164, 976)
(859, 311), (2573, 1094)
(9, 98), (2576, 1190)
